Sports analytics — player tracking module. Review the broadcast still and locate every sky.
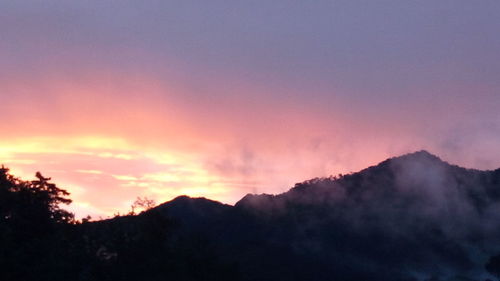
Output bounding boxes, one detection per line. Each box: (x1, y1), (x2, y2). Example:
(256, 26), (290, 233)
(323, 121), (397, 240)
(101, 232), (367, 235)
(1, 0), (500, 218)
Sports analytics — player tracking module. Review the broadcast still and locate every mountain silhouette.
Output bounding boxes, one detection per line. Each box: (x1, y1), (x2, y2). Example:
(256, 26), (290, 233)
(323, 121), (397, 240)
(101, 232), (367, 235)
(2, 151), (500, 281)
(143, 150), (500, 281)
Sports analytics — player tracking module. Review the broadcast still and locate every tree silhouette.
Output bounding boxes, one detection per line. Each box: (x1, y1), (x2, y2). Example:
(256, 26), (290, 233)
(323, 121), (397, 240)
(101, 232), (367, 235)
(0, 166), (74, 281)
(129, 196), (156, 215)
(0, 166), (74, 226)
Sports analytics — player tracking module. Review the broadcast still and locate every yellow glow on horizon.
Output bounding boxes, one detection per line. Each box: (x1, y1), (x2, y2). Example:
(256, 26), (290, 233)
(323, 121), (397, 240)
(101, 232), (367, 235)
(0, 135), (243, 218)
(112, 175), (139, 181)
(142, 173), (182, 183)
(76, 169), (104, 175)
(0, 136), (132, 156)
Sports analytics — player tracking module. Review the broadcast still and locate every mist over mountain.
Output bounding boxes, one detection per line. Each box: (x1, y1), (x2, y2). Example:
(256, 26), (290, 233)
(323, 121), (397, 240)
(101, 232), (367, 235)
(151, 151), (500, 281)
(2, 151), (500, 281)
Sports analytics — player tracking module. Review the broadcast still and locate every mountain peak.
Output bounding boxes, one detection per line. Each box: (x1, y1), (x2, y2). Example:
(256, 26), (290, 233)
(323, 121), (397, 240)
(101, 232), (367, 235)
(154, 195), (230, 220)
(389, 150), (444, 164)
(235, 193), (276, 209)
(156, 195), (227, 210)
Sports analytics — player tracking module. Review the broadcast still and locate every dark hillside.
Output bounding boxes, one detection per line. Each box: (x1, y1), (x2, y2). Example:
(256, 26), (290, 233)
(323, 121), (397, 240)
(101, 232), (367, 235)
(2, 151), (500, 281)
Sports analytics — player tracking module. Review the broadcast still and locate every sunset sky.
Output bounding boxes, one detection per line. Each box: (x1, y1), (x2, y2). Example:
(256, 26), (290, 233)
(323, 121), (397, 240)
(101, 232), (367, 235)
(1, 1), (500, 218)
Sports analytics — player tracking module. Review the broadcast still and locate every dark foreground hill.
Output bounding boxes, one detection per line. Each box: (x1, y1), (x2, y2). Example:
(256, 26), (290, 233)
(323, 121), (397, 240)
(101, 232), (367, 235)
(2, 151), (500, 281)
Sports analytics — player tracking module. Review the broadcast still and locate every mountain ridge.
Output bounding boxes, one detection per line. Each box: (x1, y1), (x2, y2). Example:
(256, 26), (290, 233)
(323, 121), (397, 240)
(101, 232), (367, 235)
(133, 150), (500, 281)
(155, 150), (494, 211)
